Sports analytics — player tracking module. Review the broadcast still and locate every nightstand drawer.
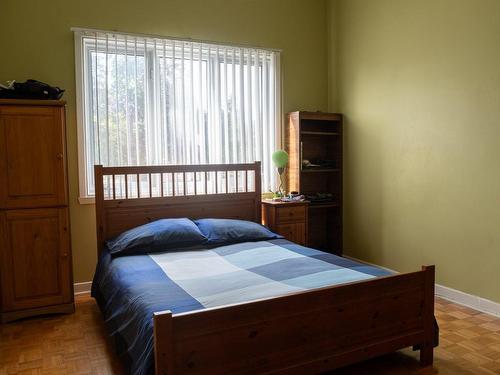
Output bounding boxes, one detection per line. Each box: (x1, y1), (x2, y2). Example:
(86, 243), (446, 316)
(262, 201), (308, 246)
(276, 206), (306, 223)
(277, 223), (306, 245)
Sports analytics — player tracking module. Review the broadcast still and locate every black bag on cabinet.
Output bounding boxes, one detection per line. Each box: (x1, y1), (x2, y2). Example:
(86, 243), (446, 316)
(0, 79), (64, 100)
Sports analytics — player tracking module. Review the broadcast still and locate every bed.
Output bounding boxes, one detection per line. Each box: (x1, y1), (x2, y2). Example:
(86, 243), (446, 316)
(92, 162), (436, 375)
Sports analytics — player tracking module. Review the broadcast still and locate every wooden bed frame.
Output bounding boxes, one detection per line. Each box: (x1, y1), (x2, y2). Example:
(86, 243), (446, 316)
(94, 162), (436, 375)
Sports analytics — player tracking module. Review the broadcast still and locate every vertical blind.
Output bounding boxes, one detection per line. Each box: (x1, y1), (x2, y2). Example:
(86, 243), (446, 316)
(74, 29), (281, 198)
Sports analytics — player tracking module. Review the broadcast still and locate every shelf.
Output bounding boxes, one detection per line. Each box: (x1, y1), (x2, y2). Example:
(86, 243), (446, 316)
(295, 111), (342, 122)
(308, 202), (340, 209)
(301, 168), (341, 173)
(301, 131), (340, 136)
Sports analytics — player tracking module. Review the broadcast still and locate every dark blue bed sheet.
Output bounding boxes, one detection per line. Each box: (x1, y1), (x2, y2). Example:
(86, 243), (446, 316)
(91, 239), (392, 375)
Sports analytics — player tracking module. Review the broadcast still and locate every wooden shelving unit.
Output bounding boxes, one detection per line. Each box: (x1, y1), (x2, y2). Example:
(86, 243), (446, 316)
(285, 111), (343, 255)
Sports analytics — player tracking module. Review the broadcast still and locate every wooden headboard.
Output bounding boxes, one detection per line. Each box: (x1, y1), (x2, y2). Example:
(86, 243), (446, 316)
(94, 162), (261, 254)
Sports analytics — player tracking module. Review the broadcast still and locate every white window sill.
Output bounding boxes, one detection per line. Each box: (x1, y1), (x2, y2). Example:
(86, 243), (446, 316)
(78, 196), (95, 205)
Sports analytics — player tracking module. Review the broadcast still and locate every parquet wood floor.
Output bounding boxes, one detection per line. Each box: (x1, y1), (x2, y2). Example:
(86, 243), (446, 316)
(1, 295), (500, 374)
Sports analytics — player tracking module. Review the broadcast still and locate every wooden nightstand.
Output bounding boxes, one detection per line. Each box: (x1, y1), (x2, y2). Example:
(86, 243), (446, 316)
(261, 200), (308, 245)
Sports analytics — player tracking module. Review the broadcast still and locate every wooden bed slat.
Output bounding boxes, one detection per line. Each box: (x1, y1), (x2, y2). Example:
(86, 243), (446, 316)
(215, 171), (219, 194)
(160, 174), (164, 197)
(204, 171), (208, 195)
(136, 174), (140, 198)
(149, 173), (152, 198)
(183, 172), (186, 196)
(172, 173), (176, 197)
(125, 174), (129, 199)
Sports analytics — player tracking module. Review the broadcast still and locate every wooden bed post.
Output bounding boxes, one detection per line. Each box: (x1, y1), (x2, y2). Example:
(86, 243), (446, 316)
(420, 265), (435, 366)
(254, 161), (262, 223)
(154, 311), (174, 375)
(94, 165), (105, 255)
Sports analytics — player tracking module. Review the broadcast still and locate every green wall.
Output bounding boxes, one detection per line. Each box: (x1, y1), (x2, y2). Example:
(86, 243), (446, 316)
(332, 0), (500, 302)
(3, 0), (498, 304)
(0, 0), (329, 282)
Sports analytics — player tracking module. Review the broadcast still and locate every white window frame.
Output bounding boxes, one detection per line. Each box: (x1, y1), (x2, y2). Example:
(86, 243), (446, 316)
(74, 28), (283, 204)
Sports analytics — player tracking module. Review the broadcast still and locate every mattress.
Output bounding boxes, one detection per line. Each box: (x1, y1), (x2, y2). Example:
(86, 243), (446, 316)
(91, 238), (392, 375)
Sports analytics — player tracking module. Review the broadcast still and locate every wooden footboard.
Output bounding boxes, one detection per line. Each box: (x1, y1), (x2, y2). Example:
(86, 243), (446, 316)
(154, 265), (435, 375)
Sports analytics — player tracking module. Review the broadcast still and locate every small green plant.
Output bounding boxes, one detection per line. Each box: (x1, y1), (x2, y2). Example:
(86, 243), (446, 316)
(271, 190), (284, 199)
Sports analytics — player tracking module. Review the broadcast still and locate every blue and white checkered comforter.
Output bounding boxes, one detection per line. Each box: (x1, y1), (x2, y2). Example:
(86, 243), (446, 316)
(92, 238), (391, 375)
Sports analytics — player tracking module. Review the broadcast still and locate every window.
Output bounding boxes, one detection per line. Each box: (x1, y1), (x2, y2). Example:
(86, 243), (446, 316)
(74, 29), (282, 202)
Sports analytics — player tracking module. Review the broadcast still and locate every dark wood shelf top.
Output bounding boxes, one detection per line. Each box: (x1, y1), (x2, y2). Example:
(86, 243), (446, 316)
(308, 202), (340, 209)
(261, 199), (309, 206)
(301, 168), (341, 173)
(288, 111), (342, 121)
(301, 131), (340, 136)
(0, 99), (66, 106)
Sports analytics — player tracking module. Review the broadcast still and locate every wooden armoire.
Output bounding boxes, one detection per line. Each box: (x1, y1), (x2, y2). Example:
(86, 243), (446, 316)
(0, 99), (74, 323)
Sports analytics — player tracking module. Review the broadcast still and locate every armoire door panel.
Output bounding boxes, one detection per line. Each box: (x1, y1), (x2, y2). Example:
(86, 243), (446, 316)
(0, 106), (67, 208)
(0, 208), (72, 311)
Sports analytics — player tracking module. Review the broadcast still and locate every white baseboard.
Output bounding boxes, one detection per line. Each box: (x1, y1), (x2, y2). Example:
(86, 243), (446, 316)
(344, 255), (500, 317)
(74, 281), (92, 296)
(435, 284), (500, 317)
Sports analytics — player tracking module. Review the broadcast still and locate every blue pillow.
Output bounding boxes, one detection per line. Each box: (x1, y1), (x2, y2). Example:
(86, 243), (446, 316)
(107, 218), (208, 256)
(194, 218), (282, 246)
